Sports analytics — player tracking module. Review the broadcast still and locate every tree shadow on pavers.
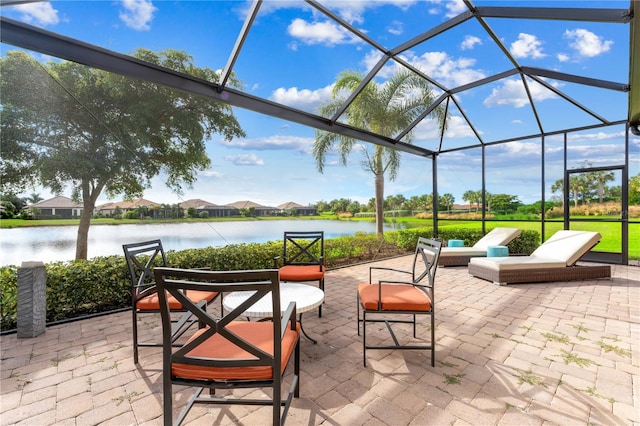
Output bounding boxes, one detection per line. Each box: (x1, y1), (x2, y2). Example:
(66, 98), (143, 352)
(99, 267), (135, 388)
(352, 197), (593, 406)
(435, 266), (638, 424)
(485, 361), (628, 425)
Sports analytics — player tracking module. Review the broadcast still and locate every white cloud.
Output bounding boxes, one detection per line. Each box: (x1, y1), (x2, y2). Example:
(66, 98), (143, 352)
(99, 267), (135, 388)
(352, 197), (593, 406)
(444, 0), (468, 18)
(557, 53), (570, 62)
(270, 84), (334, 111)
(510, 33), (546, 59)
(387, 20), (403, 36)
(119, 0), (157, 31)
(220, 135), (315, 155)
(412, 115), (475, 140)
(201, 170), (223, 178)
(387, 50), (486, 88)
(10, 2), (59, 26)
(564, 29), (613, 58)
(224, 153), (265, 166)
(502, 141), (542, 157)
(328, 1), (417, 24)
(287, 19), (361, 46)
(484, 78), (559, 108)
(460, 35), (481, 50)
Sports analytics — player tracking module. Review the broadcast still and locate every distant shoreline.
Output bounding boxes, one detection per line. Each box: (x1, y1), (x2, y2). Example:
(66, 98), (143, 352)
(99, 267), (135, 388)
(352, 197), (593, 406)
(0, 215), (355, 229)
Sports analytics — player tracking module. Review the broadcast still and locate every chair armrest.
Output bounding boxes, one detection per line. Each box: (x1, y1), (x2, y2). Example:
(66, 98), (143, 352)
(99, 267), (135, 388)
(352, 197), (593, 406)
(281, 301), (297, 337)
(369, 266), (412, 282)
(135, 285), (158, 301)
(376, 279), (416, 287)
(274, 256), (282, 268)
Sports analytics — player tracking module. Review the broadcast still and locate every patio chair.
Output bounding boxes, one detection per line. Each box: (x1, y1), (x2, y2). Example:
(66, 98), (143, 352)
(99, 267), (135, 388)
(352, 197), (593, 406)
(122, 239), (219, 364)
(357, 237), (441, 367)
(438, 227), (521, 266)
(154, 267), (300, 426)
(274, 231), (325, 317)
(468, 230), (611, 285)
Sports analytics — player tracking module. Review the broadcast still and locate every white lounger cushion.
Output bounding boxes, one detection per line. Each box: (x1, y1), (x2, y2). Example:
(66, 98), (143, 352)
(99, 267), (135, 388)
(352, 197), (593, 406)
(530, 230), (601, 266)
(472, 227), (522, 249)
(469, 256), (566, 271)
(469, 230), (602, 271)
(440, 227), (522, 258)
(440, 247), (487, 257)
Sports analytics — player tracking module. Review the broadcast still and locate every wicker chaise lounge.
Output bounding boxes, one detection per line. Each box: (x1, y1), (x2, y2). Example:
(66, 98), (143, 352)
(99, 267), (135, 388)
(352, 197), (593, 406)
(438, 227), (522, 266)
(468, 230), (611, 285)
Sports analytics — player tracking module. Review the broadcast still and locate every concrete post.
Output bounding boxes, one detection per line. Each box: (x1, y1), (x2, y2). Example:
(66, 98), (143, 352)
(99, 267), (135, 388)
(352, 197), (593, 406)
(17, 261), (46, 338)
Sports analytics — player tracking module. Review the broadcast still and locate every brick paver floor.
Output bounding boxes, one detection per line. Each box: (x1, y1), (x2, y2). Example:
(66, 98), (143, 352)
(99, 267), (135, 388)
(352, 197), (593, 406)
(1, 258), (638, 425)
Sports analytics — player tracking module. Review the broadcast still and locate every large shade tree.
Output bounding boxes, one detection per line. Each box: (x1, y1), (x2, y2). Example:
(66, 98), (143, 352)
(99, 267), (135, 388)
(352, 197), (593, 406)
(1, 49), (245, 259)
(313, 70), (446, 235)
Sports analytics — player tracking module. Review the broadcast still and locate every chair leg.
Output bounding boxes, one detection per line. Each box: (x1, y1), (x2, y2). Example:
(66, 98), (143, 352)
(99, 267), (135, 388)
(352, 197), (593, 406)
(318, 278), (324, 318)
(431, 312), (435, 367)
(362, 310), (367, 367)
(412, 313), (417, 338)
(163, 370), (173, 426)
(294, 338), (300, 397)
(356, 297), (361, 336)
(132, 308), (139, 364)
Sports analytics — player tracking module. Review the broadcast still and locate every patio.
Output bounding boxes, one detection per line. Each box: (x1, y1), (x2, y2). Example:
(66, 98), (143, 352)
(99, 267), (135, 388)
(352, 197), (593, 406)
(1, 256), (638, 425)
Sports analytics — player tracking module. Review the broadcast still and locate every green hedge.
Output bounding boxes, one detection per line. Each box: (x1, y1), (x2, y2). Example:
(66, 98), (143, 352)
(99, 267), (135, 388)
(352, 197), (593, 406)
(396, 226), (540, 255)
(0, 228), (537, 331)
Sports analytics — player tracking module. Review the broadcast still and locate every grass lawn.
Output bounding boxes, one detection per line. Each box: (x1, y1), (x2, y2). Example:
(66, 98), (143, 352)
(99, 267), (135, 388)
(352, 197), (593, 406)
(398, 219), (639, 260)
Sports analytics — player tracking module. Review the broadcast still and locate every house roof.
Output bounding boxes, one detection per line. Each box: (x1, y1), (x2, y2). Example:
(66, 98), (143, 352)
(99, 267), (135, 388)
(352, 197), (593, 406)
(277, 202), (306, 210)
(179, 198), (219, 209)
(227, 200), (270, 209)
(31, 196), (82, 209)
(96, 198), (160, 210)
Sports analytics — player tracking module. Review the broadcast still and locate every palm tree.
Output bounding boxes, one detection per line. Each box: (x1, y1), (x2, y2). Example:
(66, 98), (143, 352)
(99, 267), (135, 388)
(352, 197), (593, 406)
(313, 69), (446, 235)
(462, 190), (478, 212)
(25, 192), (43, 205)
(440, 193), (455, 212)
(589, 170), (615, 203)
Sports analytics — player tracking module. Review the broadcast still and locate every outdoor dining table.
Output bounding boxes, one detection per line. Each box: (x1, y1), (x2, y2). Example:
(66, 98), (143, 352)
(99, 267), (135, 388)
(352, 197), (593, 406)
(222, 282), (325, 344)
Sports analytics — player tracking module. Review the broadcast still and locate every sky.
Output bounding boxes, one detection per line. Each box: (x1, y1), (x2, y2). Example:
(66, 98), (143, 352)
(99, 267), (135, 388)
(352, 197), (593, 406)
(2, 0), (639, 208)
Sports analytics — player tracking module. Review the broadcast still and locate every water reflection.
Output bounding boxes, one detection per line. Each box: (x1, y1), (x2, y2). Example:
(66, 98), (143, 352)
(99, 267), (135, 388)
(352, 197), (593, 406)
(0, 220), (404, 266)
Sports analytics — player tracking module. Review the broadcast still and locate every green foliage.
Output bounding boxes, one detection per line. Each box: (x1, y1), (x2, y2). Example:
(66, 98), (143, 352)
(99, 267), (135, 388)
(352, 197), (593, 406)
(0, 227), (535, 331)
(0, 49), (245, 259)
(0, 234), (407, 331)
(0, 265), (18, 330)
(187, 207), (198, 218)
(123, 210), (139, 220)
(314, 69), (447, 235)
(396, 226), (539, 254)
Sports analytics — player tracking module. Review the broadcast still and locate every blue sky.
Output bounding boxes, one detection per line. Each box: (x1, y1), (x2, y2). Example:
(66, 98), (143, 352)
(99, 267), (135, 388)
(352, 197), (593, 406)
(2, 0), (638, 207)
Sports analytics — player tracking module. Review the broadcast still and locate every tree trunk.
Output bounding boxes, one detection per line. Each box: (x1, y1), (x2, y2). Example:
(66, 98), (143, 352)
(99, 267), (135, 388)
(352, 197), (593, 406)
(76, 204), (92, 260)
(75, 181), (103, 260)
(598, 181), (604, 203)
(374, 171), (384, 236)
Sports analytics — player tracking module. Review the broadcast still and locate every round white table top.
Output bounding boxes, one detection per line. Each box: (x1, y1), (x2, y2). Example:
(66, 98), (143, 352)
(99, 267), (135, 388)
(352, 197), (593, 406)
(222, 283), (325, 318)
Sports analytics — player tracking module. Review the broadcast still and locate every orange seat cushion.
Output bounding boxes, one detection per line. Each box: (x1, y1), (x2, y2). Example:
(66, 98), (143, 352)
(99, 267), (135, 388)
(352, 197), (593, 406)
(172, 321), (301, 381)
(279, 265), (325, 281)
(136, 290), (217, 311)
(358, 283), (431, 311)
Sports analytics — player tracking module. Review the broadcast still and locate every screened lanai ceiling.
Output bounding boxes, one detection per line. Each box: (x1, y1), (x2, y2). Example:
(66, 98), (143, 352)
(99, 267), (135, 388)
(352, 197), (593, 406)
(0, 0), (638, 158)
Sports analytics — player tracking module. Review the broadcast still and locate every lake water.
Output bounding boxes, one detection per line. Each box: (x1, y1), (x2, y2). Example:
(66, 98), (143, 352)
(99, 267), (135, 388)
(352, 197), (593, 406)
(0, 220), (405, 266)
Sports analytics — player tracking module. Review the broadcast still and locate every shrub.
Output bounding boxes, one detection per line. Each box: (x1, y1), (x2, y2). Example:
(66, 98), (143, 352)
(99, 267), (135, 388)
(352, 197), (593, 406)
(0, 227), (537, 332)
(396, 226), (539, 255)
